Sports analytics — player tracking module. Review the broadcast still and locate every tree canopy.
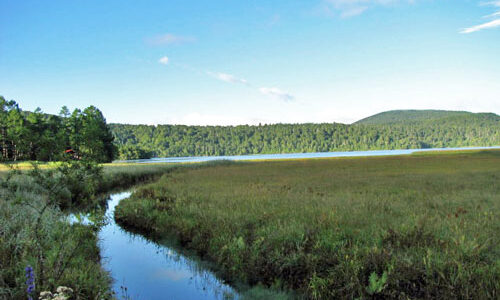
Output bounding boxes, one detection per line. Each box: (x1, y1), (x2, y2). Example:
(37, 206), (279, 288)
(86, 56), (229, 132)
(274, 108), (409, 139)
(110, 111), (500, 160)
(0, 96), (116, 162)
(354, 109), (486, 125)
(3, 96), (498, 162)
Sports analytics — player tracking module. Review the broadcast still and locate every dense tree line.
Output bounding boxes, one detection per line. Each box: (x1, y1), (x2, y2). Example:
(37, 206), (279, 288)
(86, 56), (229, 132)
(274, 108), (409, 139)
(110, 112), (500, 159)
(354, 109), (477, 125)
(0, 96), (116, 162)
(3, 95), (498, 162)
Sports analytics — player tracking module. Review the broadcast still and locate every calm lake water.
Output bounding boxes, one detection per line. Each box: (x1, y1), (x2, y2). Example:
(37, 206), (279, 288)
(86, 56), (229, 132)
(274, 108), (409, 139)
(98, 192), (238, 300)
(117, 146), (500, 164)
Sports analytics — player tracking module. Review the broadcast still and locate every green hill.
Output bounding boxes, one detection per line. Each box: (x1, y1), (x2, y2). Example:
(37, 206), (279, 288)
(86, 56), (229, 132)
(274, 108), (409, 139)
(354, 110), (479, 125)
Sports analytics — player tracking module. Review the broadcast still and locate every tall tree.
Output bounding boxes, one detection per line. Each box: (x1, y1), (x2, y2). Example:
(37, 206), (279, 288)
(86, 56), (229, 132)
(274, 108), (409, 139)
(6, 104), (27, 161)
(0, 96), (117, 162)
(79, 106), (116, 162)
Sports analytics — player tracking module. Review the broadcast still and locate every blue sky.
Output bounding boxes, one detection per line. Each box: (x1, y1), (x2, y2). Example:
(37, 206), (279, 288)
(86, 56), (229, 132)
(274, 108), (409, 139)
(1, 0), (499, 125)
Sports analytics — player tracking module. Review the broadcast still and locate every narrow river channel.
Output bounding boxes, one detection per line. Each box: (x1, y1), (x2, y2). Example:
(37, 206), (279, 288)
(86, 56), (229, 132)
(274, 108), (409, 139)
(99, 192), (238, 300)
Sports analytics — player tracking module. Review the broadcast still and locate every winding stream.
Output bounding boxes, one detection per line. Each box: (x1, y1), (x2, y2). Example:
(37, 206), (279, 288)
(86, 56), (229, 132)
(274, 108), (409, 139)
(98, 192), (238, 300)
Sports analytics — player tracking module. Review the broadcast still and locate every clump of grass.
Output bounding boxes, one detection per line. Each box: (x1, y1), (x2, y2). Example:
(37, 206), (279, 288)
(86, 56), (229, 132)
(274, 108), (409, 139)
(115, 150), (500, 299)
(0, 162), (113, 299)
(99, 163), (178, 192)
(0, 161), (180, 299)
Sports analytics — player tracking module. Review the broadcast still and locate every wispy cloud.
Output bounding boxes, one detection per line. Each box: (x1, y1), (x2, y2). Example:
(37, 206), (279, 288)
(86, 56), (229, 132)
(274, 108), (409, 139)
(259, 87), (294, 102)
(461, 1), (500, 33)
(341, 6), (369, 17)
(461, 19), (500, 33)
(206, 71), (294, 102)
(160, 61), (294, 102)
(484, 11), (500, 18)
(158, 56), (169, 65)
(322, 0), (414, 18)
(146, 33), (195, 46)
(207, 71), (248, 85)
(480, 1), (500, 7)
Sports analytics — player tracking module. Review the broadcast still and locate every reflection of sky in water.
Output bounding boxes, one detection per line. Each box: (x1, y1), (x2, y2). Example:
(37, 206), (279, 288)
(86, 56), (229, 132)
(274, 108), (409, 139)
(99, 192), (237, 300)
(116, 146), (500, 164)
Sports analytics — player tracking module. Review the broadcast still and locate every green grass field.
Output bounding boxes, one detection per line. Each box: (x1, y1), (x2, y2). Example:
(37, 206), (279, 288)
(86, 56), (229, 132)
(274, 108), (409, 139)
(115, 150), (500, 299)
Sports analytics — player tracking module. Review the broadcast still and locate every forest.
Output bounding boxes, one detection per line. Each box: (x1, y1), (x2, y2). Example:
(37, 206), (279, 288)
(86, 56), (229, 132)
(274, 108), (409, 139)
(354, 109), (480, 125)
(111, 112), (500, 160)
(2, 96), (499, 162)
(0, 96), (116, 163)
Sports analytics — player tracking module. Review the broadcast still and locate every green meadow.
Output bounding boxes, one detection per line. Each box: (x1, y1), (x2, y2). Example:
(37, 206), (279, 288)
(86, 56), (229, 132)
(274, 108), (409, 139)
(115, 150), (500, 299)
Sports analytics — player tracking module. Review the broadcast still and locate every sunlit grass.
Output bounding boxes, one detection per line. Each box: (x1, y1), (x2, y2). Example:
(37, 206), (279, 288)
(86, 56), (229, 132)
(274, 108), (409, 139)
(0, 161), (62, 171)
(115, 150), (500, 299)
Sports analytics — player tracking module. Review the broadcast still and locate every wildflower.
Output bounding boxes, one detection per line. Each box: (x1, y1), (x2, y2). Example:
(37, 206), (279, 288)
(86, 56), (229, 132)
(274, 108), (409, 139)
(39, 291), (53, 300)
(56, 286), (73, 296)
(38, 286), (73, 300)
(25, 265), (35, 300)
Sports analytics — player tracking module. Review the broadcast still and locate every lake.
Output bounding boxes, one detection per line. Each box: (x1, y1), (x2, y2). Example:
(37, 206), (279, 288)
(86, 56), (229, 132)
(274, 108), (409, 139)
(116, 146), (500, 164)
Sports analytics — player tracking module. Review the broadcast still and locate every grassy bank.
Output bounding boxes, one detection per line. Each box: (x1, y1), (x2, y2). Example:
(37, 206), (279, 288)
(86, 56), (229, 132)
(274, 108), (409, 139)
(0, 161), (62, 172)
(115, 150), (500, 299)
(0, 161), (177, 300)
(99, 163), (179, 192)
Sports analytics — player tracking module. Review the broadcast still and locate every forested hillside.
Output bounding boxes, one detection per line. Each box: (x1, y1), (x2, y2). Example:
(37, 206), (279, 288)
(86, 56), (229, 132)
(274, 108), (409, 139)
(355, 109), (478, 125)
(4, 96), (498, 162)
(0, 96), (116, 162)
(110, 111), (500, 159)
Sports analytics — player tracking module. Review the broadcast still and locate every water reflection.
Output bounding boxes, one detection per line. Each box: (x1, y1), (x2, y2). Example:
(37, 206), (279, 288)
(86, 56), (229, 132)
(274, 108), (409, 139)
(116, 146), (500, 164)
(99, 192), (238, 300)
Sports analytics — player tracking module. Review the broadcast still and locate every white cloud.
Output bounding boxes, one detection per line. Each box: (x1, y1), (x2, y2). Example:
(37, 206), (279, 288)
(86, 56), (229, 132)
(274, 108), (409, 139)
(206, 71), (294, 102)
(147, 33), (195, 46)
(207, 71), (248, 85)
(461, 1), (500, 33)
(461, 19), (500, 33)
(158, 56), (169, 65)
(480, 1), (500, 7)
(322, 0), (413, 17)
(341, 6), (369, 17)
(259, 87), (294, 102)
(483, 11), (500, 18)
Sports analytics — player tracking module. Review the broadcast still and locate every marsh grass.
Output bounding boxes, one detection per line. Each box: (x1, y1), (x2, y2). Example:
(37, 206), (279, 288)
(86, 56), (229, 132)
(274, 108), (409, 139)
(0, 162), (180, 299)
(115, 150), (500, 299)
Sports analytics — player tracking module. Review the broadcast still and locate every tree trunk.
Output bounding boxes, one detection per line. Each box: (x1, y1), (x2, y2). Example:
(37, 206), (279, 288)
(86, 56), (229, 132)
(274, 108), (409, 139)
(1, 127), (6, 160)
(13, 143), (17, 161)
